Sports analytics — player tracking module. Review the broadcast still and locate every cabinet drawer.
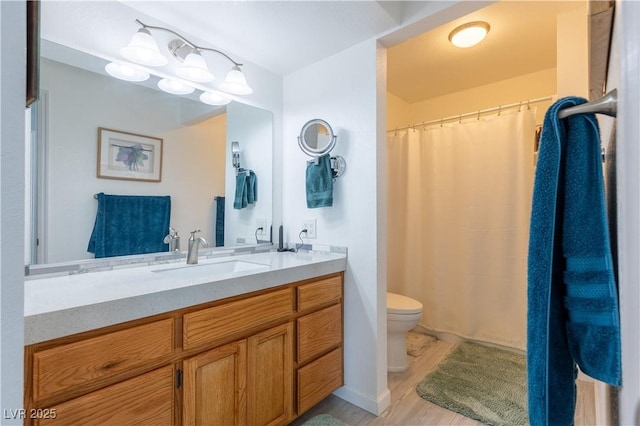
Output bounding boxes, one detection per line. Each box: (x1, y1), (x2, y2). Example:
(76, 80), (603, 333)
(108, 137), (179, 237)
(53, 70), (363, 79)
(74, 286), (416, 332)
(296, 348), (343, 415)
(297, 304), (342, 364)
(297, 275), (342, 312)
(36, 365), (174, 426)
(32, 319), (174, 401)
(183, 288), (293, 350)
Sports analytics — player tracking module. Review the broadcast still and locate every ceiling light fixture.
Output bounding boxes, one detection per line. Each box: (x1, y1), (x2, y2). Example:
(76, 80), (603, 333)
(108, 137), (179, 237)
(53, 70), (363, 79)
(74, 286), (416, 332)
(112, 19), (253, 104)
(448, 21), (490, 48)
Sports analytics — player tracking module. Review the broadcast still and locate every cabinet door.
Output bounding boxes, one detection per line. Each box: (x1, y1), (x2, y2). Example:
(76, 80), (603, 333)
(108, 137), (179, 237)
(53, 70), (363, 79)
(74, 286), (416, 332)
(182, 340), (247, 426)
(36, 365), (174, 426)
(247, 322), (293, 426)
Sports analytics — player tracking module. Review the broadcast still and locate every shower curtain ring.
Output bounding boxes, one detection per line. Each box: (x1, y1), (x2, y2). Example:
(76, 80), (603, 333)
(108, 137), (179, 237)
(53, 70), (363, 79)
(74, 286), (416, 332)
(518, 101), (522, 112)
(477, 110), (481, 120)
(498, 105), (502, 116)
(527, 100), (531, 110)
(440, 118), (444, 127)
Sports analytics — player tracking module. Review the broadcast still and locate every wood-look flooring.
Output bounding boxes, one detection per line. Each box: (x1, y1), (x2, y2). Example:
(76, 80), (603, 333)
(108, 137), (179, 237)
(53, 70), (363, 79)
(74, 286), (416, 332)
(290, 333), (597, 425)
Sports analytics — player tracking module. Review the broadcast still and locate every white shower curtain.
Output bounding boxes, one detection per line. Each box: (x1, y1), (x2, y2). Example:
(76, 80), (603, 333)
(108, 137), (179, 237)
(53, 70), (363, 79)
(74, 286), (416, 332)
(387, 109), (536, 350)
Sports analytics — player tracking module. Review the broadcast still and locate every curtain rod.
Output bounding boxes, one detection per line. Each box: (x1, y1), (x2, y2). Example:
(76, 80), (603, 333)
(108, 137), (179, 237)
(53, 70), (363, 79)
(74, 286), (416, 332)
(388, 95), (555, 133)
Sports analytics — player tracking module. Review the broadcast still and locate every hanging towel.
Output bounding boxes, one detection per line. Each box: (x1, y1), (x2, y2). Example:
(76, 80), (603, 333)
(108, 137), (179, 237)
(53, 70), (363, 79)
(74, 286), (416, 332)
(233, 172), (248, 209)
(247, 171), (258, 204)
(233, 170), (258, 210)
(306, 154), (333, 208)
(527, 97), (621, 426)
(87, 193), (171, 258)
(215, 196), (225, 247)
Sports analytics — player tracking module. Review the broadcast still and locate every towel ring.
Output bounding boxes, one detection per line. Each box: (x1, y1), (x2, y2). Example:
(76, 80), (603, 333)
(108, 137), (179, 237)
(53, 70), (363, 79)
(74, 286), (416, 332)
(298, 118), (346, 180)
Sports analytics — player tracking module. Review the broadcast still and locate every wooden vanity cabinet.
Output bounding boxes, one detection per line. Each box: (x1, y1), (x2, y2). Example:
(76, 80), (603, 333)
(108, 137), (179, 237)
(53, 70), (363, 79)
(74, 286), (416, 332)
(182, 322), (294, 426)
(24, 272), (343, 426)
(294, 274), (344, 416)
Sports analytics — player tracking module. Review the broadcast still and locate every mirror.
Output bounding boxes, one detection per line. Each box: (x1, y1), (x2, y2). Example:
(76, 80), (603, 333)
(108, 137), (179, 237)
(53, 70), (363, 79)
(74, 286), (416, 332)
(28, 46), (273, 265)
(298, 119), (336, 157)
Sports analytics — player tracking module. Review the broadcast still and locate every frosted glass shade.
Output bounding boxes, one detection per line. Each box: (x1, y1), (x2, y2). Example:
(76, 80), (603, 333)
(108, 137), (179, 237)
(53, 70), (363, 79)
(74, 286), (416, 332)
(157, 78), (195, 95)
(448, 22), (490, 48)
(219, 66), (253, 95)
(200, 91), (231, 106)
(105, 62), (150, 82)
(176, 52), (215, 83)
(120, 28), (168, 66)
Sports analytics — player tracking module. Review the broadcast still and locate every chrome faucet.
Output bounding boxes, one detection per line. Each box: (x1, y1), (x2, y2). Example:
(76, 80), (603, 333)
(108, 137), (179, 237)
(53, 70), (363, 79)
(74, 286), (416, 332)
(163, 227), (180, 252)
(187, 229), (208, 264)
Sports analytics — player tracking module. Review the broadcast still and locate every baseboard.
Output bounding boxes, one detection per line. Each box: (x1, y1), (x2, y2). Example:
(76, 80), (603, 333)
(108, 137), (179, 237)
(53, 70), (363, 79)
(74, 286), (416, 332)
(333, 386), (391, 415)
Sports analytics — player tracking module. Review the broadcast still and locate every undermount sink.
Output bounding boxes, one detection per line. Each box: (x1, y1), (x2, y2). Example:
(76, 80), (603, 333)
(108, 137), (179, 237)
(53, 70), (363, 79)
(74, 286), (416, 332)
(153, 260), (270, 280)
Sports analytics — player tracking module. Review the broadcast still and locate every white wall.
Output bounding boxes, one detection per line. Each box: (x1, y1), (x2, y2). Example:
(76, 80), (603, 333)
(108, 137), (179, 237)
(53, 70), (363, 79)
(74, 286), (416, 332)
(283, 39), (389, 414)
(0, 1), (25, 422)
(389, 68), (556, 129)
(40, 59), (226, 262)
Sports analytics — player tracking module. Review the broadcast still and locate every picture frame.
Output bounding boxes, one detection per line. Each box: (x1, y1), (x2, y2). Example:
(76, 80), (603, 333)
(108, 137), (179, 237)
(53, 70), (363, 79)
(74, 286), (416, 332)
(26, 0), (40, 107)
(97, 127), (163, 182)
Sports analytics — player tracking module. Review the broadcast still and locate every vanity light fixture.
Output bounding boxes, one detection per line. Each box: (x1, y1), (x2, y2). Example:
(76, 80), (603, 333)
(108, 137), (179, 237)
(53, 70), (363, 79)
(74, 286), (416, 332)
(116, 19), (253, 97)
(104, 62), (150, 82)
(448, 21), (490, 48)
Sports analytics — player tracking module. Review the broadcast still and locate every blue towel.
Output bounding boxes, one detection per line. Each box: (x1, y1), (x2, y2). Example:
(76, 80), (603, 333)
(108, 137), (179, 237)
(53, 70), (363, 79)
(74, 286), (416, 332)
(527, 97), (621, 425)
(87, 193), (171, 258)
(247, 171), (257, 204)
(215, 196), (225, 247)
(233, 170), (257, 209)
(306, 154), (333, 208)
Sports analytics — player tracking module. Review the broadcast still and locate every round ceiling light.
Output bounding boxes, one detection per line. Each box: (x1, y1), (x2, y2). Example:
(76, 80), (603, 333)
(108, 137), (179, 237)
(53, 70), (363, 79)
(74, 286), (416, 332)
(448, 21), (490, 48)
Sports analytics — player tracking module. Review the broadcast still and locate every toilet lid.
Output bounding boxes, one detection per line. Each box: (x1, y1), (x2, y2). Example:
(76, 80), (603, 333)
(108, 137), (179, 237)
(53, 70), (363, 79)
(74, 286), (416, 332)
(387, 292), (423, 315)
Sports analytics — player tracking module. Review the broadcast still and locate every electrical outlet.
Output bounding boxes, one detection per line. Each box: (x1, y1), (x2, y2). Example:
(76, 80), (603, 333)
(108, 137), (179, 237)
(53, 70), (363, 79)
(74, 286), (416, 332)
(256, 218), (267, 235)
(302, 219), (317, 239)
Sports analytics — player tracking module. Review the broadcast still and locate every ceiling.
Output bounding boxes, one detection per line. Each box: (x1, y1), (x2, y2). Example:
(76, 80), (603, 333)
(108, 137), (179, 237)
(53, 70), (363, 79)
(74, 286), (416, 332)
(387, 1), (583, 103)
(42, 1), (583, 104)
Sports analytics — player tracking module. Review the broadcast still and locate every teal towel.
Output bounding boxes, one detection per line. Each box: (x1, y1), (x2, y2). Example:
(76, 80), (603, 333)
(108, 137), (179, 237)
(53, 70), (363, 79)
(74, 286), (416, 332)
(215, 196), (225, 247)
(87, 193), (171, 258)
(247, 171), (257, 204)
(233, 170), (257, 209)
(527, 97), (621, 426)
(306, 154), (333, 208)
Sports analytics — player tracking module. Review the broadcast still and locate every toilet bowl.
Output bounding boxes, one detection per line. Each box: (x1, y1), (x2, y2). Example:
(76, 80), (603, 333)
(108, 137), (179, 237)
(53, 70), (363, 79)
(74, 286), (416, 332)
(387, 292), (423, 372)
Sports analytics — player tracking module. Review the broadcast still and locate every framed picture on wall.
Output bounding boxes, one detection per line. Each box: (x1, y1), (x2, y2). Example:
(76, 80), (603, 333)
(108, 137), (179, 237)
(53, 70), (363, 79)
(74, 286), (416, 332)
(26, 0), (40, 107)
(97, 127), (163, 182)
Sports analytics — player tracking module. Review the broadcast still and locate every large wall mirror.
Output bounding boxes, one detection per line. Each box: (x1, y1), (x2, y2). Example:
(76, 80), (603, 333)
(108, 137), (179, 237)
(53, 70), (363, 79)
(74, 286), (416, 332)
(27, 2), (273, 266)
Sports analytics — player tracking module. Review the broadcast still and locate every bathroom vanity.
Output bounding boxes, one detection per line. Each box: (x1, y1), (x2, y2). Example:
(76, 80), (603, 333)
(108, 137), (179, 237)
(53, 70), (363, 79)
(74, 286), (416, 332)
(23, 250), (346, 426)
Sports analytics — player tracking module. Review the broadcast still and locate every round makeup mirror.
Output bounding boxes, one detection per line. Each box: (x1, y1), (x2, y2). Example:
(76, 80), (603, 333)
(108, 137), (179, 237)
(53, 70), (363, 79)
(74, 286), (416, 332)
(298, 119), (337, 157)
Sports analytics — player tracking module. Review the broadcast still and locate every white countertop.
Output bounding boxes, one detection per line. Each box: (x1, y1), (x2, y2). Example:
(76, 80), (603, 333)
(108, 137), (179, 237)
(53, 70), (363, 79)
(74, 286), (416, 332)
(25, 250), (347, 345)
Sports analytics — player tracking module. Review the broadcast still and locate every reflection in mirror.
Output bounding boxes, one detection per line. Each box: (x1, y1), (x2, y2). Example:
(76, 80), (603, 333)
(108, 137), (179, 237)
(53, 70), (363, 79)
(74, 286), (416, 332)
(298, 119), (336, 157)
(28, 45), (272, 265)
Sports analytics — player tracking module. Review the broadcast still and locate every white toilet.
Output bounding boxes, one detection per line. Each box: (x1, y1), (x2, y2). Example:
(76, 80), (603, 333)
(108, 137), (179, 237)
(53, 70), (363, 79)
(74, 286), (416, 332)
(387, 292), (423, 372)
